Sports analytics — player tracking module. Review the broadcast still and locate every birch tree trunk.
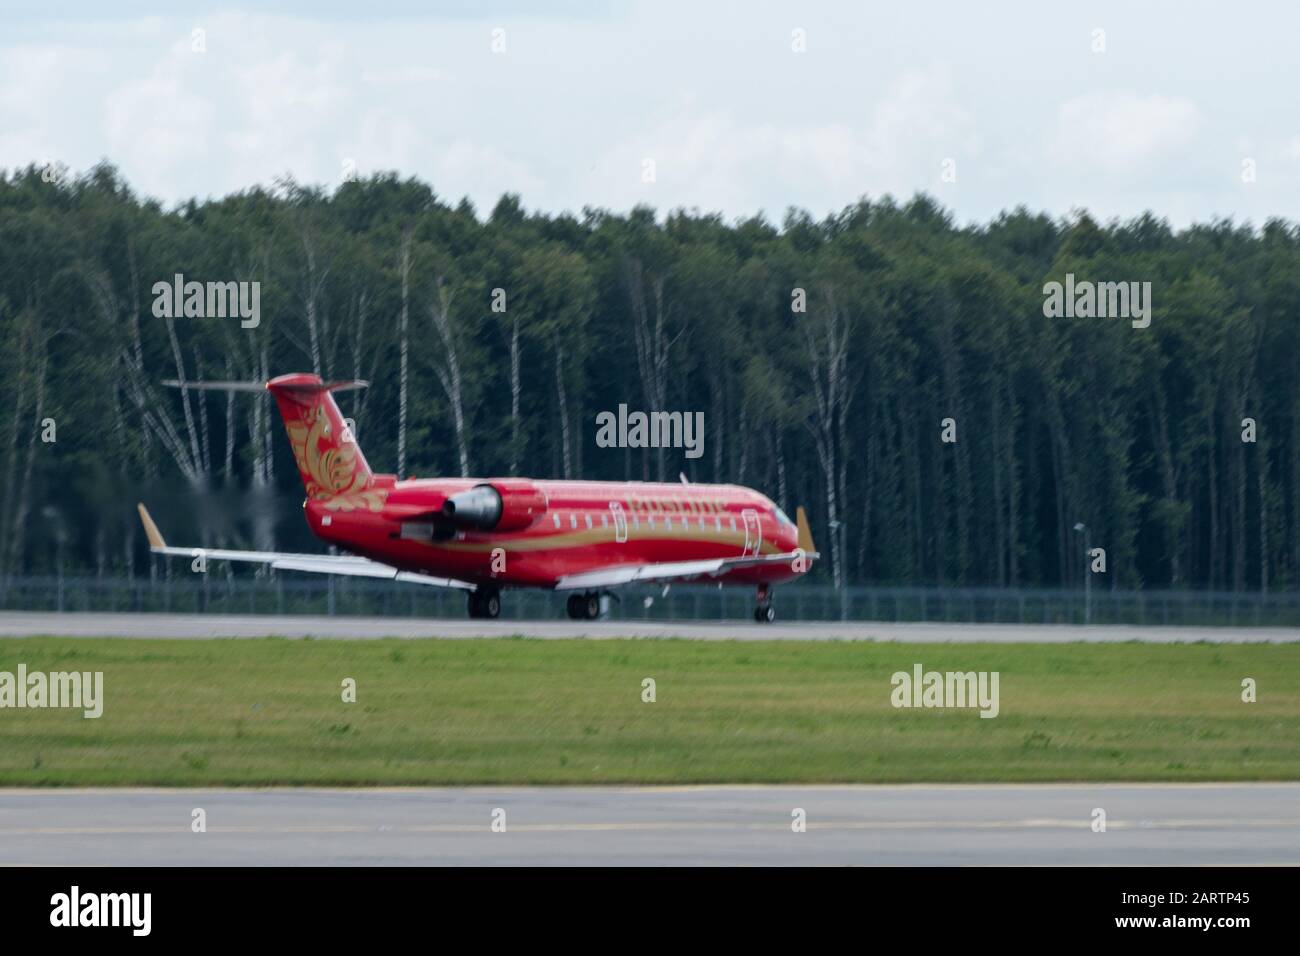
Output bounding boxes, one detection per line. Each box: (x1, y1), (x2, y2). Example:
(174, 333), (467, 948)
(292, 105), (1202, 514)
(300, 230), (327, 377)
(6, 328), (47, 577)
(510, 316), (521, 475)
(397, 229), (411, 477)
(0, 312), (29, 582)
(626, 258), (675, 482)
(428, 278), (470, 476)
(194, 346), (212, 479)
(223, 358), (236, 483)
(775, 431), (787, 510)
(347, 290), (373, 439)
(1004, 380), (1021, 586)
(803, 284), (853, 600)
(249, 344), (275, 555)
(553, 328), (572, 478)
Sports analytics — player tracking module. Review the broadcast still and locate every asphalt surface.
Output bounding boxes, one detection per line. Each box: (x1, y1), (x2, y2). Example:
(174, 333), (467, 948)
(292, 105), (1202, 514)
(1, 611), (1297, 642)
(1, 784), (1296, 866)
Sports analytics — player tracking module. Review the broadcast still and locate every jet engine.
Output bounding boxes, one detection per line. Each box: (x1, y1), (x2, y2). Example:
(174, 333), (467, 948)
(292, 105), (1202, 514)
(441, 480), (547, 532)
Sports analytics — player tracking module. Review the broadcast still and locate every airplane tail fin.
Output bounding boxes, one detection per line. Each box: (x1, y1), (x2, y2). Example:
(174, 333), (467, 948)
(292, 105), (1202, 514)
(165, 374), (375, 502)
(263, 373), (374, 502)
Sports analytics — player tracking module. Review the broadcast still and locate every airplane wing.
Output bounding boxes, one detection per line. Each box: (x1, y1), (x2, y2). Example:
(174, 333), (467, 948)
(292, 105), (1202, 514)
(136, 503), (476, 591)
(553, 549), (817, 591)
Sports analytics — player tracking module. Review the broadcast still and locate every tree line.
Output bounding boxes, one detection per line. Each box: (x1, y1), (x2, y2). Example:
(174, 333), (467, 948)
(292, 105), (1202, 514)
(2, 162), (1298, 593)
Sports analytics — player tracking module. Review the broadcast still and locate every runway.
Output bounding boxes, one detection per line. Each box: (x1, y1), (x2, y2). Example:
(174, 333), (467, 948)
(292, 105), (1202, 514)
(1, 611), (1297, 642)
(1, 784), (1296, 866)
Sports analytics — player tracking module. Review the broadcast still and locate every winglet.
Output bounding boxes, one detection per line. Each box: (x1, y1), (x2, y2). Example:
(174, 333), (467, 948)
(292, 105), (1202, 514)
(796, 506), (816, 554)
(137, 503), (167, 550)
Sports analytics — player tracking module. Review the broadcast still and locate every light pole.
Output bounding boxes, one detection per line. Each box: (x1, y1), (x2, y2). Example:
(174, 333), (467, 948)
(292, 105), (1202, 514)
(1073, 522), (1090, 625)
(41, 506), (67, 613)
(829, 519), (845, 621)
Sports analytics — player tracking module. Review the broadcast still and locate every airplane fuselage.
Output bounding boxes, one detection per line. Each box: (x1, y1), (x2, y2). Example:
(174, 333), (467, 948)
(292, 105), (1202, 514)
(306, 476), (806, 589)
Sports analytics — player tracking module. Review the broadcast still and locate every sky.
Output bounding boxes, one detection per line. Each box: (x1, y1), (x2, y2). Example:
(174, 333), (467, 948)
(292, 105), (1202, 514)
(1, 0), (1297, 228)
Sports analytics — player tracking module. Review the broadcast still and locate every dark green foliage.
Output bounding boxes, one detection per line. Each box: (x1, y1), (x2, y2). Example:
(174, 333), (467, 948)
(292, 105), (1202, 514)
(1, 163), (1296, 590)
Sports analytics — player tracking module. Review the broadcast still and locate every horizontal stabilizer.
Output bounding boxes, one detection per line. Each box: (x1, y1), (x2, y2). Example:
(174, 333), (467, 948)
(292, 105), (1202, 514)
(162, 380), (267, 392)
(162, 379), (369, 393)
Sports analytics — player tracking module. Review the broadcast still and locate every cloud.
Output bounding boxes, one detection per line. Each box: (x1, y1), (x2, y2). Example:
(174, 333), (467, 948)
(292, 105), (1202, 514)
(4, 6), (1300, 227)
(0, 43), (112, 173)
(102, 40), (216, 198)
(431, 140), (545, 209)
(584, 67), (978, 217)
(1048, 92), (1202, 175)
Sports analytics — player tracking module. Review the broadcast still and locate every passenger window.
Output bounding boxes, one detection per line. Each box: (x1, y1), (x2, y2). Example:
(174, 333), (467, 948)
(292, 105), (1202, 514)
(570, 514), (577, 529)
(552, 514), (561, 529)
(585, 515), (592, 529)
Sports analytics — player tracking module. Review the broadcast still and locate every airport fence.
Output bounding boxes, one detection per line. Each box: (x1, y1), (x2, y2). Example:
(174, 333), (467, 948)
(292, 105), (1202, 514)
(1, 574), (1299, 626)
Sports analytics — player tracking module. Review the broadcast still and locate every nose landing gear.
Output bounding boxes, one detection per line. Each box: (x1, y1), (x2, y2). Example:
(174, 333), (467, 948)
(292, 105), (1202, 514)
(753, 584), (775, 623)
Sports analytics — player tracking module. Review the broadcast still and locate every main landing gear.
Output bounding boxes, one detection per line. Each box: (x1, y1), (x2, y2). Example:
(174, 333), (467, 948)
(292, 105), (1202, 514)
(753, 584), (776, 623)
(565, 592), (602, 620)
(467, 586), (501, 619)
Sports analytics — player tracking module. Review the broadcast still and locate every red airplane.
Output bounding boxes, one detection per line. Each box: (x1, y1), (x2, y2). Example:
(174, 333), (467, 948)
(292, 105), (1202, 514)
(137, 373), (818, 621)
